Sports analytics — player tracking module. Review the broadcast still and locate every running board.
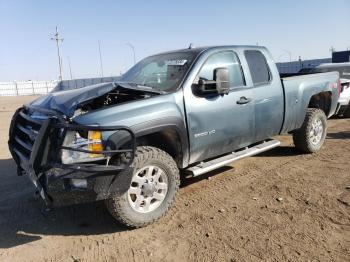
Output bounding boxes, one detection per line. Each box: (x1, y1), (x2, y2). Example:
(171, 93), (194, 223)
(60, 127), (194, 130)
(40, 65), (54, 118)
(186, 139), (281, 177)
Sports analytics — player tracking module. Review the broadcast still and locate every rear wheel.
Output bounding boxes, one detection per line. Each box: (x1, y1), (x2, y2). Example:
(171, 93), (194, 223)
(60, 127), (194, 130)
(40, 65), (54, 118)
(293, 108), (327, 153)
(105, 146), (180, 228)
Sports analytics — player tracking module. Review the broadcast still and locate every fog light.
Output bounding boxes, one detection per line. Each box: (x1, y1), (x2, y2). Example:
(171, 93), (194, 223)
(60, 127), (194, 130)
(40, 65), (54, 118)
(70, 179), (87, 189)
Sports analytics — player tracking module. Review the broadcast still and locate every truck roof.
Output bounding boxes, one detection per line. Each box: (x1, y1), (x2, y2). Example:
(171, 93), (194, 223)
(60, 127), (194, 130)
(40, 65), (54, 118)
(154, 45), (267, 56)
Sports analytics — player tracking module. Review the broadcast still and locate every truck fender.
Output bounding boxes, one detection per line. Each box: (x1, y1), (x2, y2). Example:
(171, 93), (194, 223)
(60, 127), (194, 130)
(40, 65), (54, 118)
(106, 116), (189, 168)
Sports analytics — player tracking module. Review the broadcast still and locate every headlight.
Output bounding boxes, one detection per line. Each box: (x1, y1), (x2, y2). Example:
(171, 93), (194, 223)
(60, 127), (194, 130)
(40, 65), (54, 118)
(61, 130), (104, 164)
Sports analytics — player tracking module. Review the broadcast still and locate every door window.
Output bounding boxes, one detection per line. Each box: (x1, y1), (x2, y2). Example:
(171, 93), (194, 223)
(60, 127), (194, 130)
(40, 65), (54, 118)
(198, 51), (245, 87)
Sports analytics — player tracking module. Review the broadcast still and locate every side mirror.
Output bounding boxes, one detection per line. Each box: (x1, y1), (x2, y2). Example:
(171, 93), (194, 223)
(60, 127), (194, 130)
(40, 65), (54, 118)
(214, 68), (230, 95)
(197, 67), (230, 95)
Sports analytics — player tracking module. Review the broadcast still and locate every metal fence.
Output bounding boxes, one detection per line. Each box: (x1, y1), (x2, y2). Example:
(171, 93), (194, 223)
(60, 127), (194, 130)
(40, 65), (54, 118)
(55, 76), (121, 91)
(0, 76), (121, 96)
(0, 80), (58, 96)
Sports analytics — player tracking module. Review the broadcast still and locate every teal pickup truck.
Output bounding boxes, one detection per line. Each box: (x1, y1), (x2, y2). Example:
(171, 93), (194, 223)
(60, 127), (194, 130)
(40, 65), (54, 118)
(9, 45), (340, 227)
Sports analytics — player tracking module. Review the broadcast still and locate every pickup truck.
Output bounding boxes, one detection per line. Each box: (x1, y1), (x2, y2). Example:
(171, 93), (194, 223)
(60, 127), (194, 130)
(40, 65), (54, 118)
(8, 46), (340, 228)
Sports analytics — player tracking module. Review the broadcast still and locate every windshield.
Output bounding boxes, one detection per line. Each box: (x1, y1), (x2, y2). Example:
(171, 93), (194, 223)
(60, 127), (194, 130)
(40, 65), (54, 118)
(120, 51), (197, 92)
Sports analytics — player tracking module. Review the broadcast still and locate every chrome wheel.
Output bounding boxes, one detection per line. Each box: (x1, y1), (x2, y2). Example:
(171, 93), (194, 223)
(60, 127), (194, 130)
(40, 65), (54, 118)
(309, 118), (323, 145)
(127, 165), (168, 213)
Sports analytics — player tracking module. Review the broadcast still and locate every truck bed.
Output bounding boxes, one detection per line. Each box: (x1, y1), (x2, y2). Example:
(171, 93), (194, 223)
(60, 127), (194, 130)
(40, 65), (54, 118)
(280, 72), (339, 134)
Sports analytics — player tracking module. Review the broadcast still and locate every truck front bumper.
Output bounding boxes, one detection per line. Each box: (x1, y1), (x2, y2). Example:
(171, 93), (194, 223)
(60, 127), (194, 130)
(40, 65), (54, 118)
(8, 105), (135, 207)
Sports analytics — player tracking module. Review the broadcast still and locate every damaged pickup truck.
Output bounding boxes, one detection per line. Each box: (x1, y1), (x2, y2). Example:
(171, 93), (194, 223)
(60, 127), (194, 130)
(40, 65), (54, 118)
(8, 46), (340, 228)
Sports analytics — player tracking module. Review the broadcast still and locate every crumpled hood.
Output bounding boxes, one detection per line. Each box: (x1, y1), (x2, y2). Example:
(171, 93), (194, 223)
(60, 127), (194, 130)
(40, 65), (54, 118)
(29, 82), (118, 117)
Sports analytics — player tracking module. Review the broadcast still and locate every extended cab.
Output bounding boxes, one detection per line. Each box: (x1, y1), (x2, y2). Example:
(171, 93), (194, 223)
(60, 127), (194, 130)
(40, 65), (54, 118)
(8, 46), (340, 227)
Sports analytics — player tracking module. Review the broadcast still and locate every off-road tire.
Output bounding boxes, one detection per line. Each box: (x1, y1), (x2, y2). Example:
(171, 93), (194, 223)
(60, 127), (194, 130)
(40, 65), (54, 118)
(105, 146), (180, 228)
(293, 108), (327, 153)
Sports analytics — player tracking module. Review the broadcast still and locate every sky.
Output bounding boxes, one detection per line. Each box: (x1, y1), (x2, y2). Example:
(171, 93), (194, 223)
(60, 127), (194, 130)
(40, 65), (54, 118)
(0, 0), (349, 81)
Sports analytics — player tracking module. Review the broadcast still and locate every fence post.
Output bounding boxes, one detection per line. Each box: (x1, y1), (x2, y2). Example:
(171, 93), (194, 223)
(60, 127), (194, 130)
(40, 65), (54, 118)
(14, 81), (18, 96)
(32, 81), (35, 95)
(46, 81), (49, 93)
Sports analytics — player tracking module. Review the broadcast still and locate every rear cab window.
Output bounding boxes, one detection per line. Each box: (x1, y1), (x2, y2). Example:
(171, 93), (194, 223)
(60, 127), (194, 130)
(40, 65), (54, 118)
(244, 50), (272, 86)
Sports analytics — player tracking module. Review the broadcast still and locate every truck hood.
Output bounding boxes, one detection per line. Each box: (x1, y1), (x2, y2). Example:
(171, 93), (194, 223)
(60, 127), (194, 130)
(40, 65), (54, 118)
(28, 82), (161, 118)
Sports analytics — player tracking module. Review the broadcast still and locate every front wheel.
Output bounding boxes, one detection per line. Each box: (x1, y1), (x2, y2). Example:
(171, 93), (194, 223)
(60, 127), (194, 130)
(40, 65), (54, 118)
(105, 146), (180, 228)
(293, 108), (327, 153)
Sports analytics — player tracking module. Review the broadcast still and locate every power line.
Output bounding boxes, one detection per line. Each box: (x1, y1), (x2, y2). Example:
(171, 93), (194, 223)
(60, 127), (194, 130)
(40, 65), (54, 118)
(51, 26), (64, 81)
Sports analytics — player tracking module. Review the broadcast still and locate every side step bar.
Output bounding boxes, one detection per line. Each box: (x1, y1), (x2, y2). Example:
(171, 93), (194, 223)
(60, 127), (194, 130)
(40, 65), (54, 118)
(186, 139), (280, 177)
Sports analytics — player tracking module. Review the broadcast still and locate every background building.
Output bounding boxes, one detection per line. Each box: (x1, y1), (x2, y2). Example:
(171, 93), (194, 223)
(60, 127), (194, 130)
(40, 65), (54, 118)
(277, 50), (350, 74)
(332, 50), (350, 63)
(276, 58), (331, 74)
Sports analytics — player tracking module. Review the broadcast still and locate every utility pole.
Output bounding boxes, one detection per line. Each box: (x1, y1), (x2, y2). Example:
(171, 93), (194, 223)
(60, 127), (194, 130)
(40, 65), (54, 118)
(98, 40), (104, 77)
(126, 43), (136, 65)
(51, 26), (64, 81)
(67, 56), (73, 80)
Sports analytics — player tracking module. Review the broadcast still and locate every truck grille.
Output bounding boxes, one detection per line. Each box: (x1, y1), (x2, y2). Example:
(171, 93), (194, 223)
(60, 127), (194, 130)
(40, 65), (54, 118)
(11, 109), (45, 162)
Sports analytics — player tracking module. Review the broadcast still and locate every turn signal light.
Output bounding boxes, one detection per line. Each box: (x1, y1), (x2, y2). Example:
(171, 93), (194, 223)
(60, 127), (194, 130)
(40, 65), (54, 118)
(88, 131), (103, 156)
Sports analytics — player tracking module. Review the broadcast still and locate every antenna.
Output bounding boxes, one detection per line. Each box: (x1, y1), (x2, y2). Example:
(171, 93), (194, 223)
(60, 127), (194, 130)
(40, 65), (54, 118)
(51, 26), (64, 81)
(98, 40), (104, 77)
(188, 43), (195, 49)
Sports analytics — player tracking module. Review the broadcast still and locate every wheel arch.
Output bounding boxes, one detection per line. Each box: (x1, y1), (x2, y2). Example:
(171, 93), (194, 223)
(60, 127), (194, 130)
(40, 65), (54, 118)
(308, 91), (332, 117)
(107, 117), (189, 168)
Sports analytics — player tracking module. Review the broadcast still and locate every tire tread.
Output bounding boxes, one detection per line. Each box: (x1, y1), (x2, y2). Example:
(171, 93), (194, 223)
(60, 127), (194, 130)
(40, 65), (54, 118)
(293, 108), (327, 153)
(106, 146), (180, 228)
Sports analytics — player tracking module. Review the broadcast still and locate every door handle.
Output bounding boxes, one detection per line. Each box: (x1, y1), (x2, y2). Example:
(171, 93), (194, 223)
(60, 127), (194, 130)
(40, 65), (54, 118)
(236, 96), (252, 105)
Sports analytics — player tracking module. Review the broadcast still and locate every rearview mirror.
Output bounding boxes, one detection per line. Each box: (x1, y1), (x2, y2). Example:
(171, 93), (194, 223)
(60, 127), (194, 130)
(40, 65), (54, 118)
(197, 68), (230, 95)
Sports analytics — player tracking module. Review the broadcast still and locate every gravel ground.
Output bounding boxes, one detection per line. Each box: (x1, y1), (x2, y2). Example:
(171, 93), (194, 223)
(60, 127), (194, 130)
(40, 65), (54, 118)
(0, 96), (349, 262)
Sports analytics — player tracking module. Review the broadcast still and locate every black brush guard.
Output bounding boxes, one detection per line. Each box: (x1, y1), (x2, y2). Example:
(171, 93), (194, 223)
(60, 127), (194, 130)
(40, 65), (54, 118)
(8, 105), (136, 205)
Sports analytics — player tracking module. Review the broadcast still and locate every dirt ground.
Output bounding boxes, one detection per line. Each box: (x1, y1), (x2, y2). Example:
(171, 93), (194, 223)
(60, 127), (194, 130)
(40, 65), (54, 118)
(0, 96), (349, 262)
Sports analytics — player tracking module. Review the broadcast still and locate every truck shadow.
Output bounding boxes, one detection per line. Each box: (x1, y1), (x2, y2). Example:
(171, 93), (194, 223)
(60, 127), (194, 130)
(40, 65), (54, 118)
(180, 146), (303, 187)
(327, 131), (350, 140)
(0, 158), (239, 249)
(0, 159), (134, 249)
(253, 146), (300, 157)
(180, 167), (232, 188)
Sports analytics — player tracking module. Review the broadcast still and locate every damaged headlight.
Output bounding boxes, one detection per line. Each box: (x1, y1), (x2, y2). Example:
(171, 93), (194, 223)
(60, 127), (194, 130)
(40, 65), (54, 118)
(61, 130), (104, 164)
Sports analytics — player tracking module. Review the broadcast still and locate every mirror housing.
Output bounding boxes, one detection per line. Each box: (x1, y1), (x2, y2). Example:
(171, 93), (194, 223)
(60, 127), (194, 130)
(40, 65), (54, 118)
(214, 68), (230, 95)
(197, 67), (230, 95)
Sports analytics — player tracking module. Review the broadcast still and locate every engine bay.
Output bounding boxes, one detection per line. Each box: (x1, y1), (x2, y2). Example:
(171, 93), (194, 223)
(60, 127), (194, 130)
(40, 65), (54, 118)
(76, 87), (157, 115)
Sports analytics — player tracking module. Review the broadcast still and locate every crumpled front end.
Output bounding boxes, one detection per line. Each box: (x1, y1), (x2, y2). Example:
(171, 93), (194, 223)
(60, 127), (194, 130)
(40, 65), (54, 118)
(8, 105), (136, 206)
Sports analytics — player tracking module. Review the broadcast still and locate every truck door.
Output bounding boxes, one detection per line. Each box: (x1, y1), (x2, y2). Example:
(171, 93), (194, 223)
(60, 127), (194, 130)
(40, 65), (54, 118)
(184, 50), (255, 164)
(243, 50), (284, 142)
